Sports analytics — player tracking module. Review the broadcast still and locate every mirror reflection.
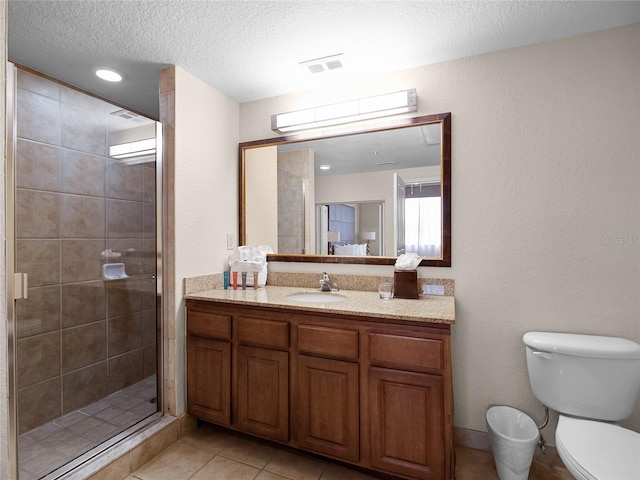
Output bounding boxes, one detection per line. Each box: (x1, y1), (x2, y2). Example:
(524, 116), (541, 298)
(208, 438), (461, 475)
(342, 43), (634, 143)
(240, 113), (451, 267)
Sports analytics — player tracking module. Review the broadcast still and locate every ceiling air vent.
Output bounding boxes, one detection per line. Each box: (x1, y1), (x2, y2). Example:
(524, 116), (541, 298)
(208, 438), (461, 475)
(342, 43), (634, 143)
(300, 53), (344, 74)
(110, 109), (145, 122)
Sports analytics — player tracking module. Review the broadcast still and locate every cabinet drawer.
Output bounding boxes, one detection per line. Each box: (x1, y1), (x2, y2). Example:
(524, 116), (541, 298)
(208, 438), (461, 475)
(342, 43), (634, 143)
(298, 325), (359, 360)
(369, 333), (443, 373)
(187, 310), (231, 340)
(238, 316), (289, 349)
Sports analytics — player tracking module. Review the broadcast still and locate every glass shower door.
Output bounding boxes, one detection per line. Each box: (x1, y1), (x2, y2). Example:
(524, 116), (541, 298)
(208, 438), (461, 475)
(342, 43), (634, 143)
(10, 66), (161, 479)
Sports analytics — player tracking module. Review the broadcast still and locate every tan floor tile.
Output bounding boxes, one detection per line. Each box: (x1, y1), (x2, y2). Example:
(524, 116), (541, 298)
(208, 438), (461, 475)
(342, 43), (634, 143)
(179, 423), (235, 454)
(454, 446), (573, 480)
(264, 450), (326, 480)
(133, 442), (214, 480)
(218, 435), (277, 469)
(319, 463), (378, 480)
(255, 471), (291, 480)
(191, 455), (261, 480)
(455, 446), (498, 480)
(530, 460), (575, 480)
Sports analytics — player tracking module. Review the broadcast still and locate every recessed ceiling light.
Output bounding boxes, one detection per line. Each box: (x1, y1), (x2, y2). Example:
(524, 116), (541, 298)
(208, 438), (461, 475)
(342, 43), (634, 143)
(319, 165), (331, 170)
(95, 67), (123, 82)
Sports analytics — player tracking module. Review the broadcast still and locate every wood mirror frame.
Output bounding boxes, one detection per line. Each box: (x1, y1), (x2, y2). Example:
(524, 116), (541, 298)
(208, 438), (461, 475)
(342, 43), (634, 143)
(239, 112), (451, 267)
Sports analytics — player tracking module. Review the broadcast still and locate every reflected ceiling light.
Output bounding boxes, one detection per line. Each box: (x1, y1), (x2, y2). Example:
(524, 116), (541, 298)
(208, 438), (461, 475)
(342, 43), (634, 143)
(271, 88), (417, 134)
(109, 138), (156, 159)
(95, 67), (123, 82)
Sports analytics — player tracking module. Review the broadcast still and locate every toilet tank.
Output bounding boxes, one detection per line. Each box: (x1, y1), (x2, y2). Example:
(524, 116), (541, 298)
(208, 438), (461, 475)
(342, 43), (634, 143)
(523, 331), (640, 421)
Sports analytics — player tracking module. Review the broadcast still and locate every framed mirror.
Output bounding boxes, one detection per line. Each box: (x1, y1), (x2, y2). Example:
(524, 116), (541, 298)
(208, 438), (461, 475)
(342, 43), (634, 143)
(239, 112), (451, 267)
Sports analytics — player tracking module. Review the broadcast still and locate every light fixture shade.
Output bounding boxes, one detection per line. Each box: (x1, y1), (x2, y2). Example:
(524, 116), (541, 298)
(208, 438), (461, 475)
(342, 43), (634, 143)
(271, 89), (417, 133)
(362, 231), (376, 241)
(327, 231), (341, 242)
(109, 138), (156, 159)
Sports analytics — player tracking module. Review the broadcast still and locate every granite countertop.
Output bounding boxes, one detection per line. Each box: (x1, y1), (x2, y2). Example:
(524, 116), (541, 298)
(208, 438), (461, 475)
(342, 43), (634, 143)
(185, 285), (455, 325)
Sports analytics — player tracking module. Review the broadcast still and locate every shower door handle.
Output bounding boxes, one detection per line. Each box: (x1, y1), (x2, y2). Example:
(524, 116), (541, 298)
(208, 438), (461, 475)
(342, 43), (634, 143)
(13, 272), (28, 300)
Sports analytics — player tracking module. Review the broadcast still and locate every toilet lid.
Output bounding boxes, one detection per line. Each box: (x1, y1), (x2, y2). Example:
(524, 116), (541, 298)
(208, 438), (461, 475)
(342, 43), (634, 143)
(556, 416), (640, 480)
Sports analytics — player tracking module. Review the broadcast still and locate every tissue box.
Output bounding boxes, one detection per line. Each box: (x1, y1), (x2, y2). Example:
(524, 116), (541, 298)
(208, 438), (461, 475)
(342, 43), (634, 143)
(393, 270), (419, 299)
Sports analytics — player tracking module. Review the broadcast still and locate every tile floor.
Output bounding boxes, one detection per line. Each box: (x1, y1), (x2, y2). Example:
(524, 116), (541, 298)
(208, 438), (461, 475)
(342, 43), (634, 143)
(126, 422), (574, 480)
(19, 375), (158, 480)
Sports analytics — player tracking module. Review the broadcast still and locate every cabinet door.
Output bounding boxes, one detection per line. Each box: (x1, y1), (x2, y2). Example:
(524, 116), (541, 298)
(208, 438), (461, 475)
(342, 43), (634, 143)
(295, 355), (359, 462)
(187, 335), (231, 425)
(369, 367), (443, 480)
(236, 345), (289, 442)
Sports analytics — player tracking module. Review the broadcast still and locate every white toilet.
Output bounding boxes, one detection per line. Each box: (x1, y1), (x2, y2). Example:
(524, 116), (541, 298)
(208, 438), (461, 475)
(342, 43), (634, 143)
(523, 331), (640, 480)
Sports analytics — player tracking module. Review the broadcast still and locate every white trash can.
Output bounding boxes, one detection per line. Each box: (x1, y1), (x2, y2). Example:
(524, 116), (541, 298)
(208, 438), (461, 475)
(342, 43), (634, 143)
(486, 406), (540, 480)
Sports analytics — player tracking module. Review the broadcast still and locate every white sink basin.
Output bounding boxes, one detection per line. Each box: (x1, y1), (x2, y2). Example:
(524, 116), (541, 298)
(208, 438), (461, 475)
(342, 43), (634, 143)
(286, 292), (346, 303)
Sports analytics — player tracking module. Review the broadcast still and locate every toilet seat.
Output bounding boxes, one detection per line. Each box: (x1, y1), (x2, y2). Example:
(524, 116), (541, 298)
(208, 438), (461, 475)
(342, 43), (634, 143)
(556, 415), (640, 480)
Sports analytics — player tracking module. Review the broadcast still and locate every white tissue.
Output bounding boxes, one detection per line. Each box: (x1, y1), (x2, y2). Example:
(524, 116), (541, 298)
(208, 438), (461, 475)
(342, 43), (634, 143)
(395, 253), (421, 270)
(229, 246), (264, 271)
(100, 249), (121, 259)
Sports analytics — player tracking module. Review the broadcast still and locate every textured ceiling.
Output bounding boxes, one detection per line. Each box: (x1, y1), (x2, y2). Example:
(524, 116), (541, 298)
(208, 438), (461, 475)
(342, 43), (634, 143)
(8, 1), (640, 118)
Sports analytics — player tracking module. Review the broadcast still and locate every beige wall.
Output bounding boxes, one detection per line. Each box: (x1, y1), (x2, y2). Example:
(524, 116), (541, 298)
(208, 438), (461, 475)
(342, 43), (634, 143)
(240, 24), (640, 440)
(245, 145), (278, 248)
(162, 66), (239, 415)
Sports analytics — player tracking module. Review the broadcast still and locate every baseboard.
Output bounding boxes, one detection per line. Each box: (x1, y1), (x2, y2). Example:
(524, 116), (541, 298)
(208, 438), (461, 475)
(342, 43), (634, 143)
(453, 426), (562, 465)
(453, 426), (493, 451)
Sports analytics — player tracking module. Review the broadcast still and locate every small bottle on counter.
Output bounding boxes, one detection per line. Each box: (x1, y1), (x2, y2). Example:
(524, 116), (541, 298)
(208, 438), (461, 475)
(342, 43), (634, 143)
(232, 271), (238, 290)
(253, 272), (258, 289)
(241, 272), (247, 290)
(223, 271), (229, 290)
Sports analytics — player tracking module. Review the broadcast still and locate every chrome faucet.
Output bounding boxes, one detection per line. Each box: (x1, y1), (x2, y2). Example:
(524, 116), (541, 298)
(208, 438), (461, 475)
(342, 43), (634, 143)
(319, 272), (331, 292)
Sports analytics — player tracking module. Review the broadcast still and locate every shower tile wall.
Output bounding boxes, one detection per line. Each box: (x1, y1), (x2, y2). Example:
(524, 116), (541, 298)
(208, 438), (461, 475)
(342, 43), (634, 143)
(14, 69), (157, 434)
(277, 149), (314, 254)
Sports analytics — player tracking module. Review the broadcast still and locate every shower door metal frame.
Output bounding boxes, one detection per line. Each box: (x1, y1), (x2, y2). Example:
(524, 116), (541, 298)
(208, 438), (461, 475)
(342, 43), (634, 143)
(5, 63), (166, 479)
(6, 60), (20, 480)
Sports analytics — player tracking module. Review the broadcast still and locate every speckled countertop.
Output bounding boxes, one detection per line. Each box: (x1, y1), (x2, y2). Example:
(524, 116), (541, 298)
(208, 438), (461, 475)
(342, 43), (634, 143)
(185, 285), (455, 325)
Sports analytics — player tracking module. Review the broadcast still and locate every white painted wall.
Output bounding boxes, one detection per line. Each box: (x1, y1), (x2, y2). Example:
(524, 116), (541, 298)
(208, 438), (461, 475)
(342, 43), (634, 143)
(239, 24), (640, 439)
(173, 67), (239, 413)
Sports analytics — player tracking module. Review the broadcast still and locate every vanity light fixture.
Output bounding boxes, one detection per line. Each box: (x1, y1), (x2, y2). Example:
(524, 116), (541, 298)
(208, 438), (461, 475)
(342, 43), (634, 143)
(95, 67), (123, 82)
(271, 88), (418, 134)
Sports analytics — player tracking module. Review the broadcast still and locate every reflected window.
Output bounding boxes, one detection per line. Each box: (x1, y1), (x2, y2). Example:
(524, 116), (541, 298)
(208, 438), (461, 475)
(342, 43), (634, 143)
(405, 182), (441, 257)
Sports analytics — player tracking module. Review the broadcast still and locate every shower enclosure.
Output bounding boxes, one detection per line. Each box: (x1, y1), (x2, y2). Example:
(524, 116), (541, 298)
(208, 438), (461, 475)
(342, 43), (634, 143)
(7, 65), (162, 479)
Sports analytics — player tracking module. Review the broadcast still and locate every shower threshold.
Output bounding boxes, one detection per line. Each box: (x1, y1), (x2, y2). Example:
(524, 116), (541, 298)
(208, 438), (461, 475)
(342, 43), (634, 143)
(19, 375), (158, 480)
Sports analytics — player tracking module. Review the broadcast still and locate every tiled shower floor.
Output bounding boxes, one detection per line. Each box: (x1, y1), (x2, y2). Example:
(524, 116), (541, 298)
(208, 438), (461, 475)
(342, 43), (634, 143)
(19, 375), (158, 480)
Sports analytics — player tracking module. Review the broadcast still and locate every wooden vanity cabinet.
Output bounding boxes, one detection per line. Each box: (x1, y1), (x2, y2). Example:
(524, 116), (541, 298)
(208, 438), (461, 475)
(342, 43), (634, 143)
(367, 332), (449, 480)
(294, 324), (360, 462)
(185, 299), (454, 480)
(235, 315), (290, 442)
(185, 306), (232, 425)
